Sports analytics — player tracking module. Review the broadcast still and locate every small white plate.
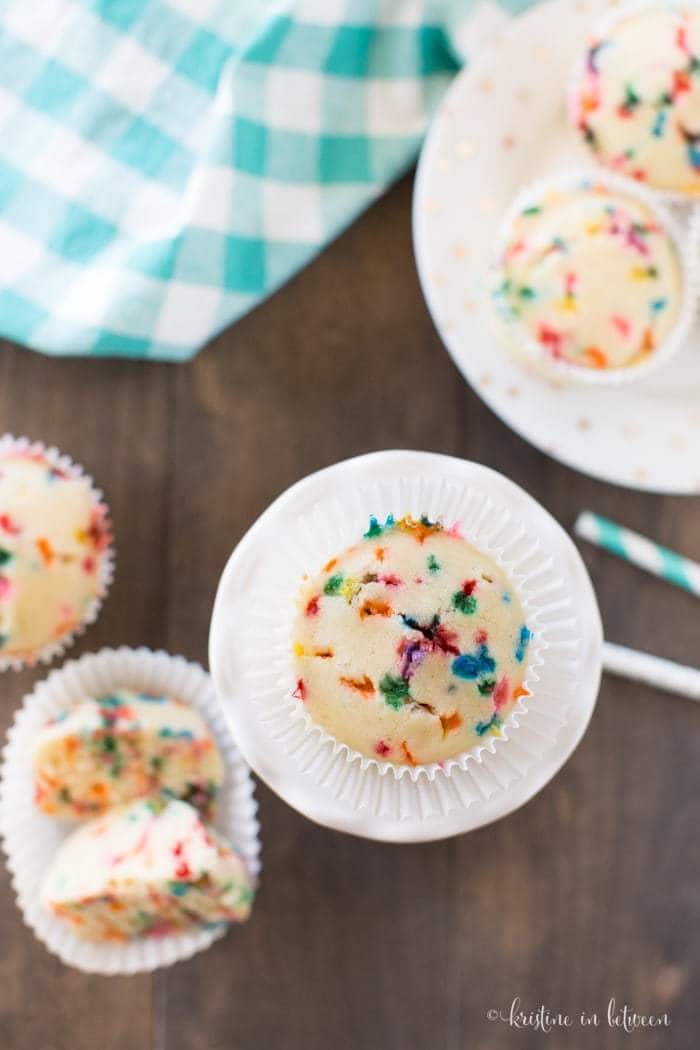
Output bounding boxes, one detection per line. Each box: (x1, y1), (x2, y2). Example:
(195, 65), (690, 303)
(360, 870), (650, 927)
(209, 450), (603, 843)
(413, 0), (700, 494)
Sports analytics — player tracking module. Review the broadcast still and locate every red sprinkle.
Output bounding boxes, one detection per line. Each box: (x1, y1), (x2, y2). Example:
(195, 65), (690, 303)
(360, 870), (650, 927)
(175, 861), (191, 880)
(461, 579), (477, 596)
(378, 574), (401, 587)
(0, 514), (20, 536)
(374, 740), (391, 757)
(305, 596), (320, 616)
(292, 679), (307, 702)
(474, 629), (489, 645)
(493, 676), (510, 710)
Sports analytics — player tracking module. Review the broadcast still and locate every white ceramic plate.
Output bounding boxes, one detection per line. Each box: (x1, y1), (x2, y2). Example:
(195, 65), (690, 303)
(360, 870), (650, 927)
(209, 450), (603, 843)
(413, 0), (700, 494)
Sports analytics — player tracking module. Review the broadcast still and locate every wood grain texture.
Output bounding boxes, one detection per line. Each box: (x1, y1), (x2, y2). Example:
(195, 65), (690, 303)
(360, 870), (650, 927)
(1, 175), (698, 1050)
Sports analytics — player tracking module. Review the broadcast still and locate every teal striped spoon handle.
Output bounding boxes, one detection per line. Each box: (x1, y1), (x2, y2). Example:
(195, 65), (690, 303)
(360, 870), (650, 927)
(575, 511), (700, 597)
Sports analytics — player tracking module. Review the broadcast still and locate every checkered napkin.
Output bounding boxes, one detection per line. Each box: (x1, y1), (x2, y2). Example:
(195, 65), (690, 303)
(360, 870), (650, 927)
(0, 0), (528, 361)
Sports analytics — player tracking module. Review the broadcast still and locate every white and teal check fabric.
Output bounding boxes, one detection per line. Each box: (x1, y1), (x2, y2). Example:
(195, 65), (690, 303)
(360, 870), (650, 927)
(0, 0), (531, 361)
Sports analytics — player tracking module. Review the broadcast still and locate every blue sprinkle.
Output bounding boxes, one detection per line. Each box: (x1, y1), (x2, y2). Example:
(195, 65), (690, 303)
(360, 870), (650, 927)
(652, 111), (667, 138)
(501, 591), (512, 604)
(138, 693), (168, 703)
(452, 644), (496, 681)
(159, 727), (194, 740)
(168, 881), (190, 897)
(475, 712), (501, 736)
(515, 625), (531, 663)
(650, 298), (667, 313)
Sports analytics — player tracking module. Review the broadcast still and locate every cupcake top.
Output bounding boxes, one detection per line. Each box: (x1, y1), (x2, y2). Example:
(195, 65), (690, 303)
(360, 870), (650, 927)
(571, 7), (700, 195)
(494, 183), (682, 371)
(0, 449), (111, 662)
(292, 515), (531, 765)
(32, 689), (224, 820)
(41, 797), (253, 940)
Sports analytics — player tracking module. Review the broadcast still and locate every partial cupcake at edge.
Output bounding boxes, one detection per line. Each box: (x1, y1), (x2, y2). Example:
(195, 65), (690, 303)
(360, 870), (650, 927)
(0, 438), (113, 668)
(569, 3), (700, 199)
(31, 683), (253, 942)
(292, 513), (532, 767)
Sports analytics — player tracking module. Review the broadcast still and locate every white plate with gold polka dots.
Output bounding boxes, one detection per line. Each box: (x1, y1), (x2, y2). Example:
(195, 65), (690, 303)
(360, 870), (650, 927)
(413, 0), (700, 494)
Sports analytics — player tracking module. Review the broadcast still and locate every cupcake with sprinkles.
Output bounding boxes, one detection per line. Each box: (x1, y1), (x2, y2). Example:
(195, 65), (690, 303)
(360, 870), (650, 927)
(32, 689), (224, 821)
(210, 450), (602, 840)
(493, 173), (693, 382)
(0, 647), (261, 972)
(0, 436), (113, 669)
(293, 514), (532, 766)
(570, 3), (700, 198)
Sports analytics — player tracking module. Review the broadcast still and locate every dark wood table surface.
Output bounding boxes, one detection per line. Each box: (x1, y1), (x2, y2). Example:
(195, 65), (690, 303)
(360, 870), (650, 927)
(1, 174), (698, 1050)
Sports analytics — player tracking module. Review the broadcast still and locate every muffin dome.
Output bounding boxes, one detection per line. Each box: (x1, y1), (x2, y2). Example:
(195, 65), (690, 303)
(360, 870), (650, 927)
(494, 182), (682, 372)
(292, 515), (531, 765)
(0, 449), (111, 662)
(571, 7), (700, 195)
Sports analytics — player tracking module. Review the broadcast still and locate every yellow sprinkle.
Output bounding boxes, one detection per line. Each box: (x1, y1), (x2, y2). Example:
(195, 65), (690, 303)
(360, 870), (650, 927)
(585, 221), (602, 235)
(630, 265), (649, 281)
(293, 642), (305, 657)
(340, 576), (362, 602)
(558, 298), (576, 313)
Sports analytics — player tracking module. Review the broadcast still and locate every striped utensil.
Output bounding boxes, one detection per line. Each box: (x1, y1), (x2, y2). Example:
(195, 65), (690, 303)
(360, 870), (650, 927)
(575, 511), (700, 702)
(575, 511), (700, 597)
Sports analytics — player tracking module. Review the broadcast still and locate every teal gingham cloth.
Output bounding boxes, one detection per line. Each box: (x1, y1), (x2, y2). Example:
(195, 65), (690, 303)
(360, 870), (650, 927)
(0, 0), (530, 361)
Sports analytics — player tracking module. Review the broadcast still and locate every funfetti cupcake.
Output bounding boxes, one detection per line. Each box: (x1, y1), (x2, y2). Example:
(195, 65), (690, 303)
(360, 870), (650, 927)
(492, 172), (694, 383)
(32, 689), (224, 820)
(0, 648), (261, 973)
(570, 4), (700, 198)
(41, 797), (253, 941)
(293, 515), (531, 766)
(0, 436), (113, 669)
(210, 451), (603, 843)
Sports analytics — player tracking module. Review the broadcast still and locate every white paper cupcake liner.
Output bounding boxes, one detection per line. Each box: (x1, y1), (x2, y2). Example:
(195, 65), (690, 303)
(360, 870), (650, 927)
(0, 434), (115, 672)
(0, 647), (261, 975)
(210, 451), (603, 836)
(566, 0), (700, 208)
(491, 169), (699, 387)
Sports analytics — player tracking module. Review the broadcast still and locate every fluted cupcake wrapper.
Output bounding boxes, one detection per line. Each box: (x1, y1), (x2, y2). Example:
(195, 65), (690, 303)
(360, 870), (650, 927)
(566, 0), (700, 208)
(0, 434), (115, 672)
(491, 169), (699, 387)
(0, 647), (261, 974)
(210, 451), (603, 836)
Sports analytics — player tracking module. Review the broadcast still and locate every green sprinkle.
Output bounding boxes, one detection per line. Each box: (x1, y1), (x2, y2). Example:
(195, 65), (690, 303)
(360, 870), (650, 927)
(168, 881), (190, 897)
(427, 554), (441, 574)
(363, 514), (395, 539)
(517, 285), (535, 300)
(475, 713), (502, 737)
(0, 547), (12, 566)
(521, 205), (541, 216)
(379, 674), (410, 710)
(101, 735), (116, 753)
(150, 755), (164, 772)
(58, 787), (71, 804)
(623, 83), (641, 110)
(98, 695), (123, 708)
(323, 573), (344, 595)
(452, 591), (477, 615)
(478, 678), (495, 696)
